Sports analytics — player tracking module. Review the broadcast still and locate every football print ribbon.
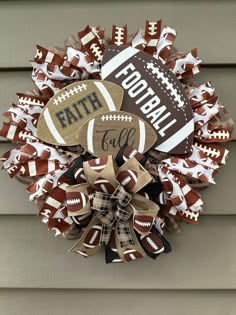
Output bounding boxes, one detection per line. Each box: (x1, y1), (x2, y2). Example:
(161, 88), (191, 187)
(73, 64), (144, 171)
(66, 155), (164, 263)
(0, 21), (234, 265)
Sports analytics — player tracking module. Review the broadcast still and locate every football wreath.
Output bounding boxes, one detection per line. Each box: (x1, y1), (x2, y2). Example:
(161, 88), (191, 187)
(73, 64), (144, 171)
(0, 21), (234, 263)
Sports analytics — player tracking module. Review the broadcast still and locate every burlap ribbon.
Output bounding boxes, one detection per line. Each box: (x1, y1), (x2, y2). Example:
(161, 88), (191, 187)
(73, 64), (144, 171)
(66, 155), (159, 262)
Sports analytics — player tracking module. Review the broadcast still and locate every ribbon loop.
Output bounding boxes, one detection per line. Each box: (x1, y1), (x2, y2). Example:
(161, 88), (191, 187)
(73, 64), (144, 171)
(100, 224), (113, 245)
(92, 191), (114, 212)
(116, 222), (135, 248)
(117, 156), (153, 193)
(96, 210), (115, 226)
(111, 184), (132, 208)
(115, 205), (133, 223)
(131, 194), (159, 235)
(92, 192), (115, 225)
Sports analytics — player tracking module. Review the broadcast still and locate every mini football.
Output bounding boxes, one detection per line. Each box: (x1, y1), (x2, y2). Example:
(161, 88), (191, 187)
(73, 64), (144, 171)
(93, 177), (115, 194)
(140, 232), (164, 255)
(77, 110), (157, 157)
(66, 191), (89, 214)
(72, 212), (93, 227)
(74, 168), (87, 184)
(123, 248), (144, 262)
(101, 46), (194, 154)
(116, 169), (138, 191)
(83, 224), (102, 248)
(133, 214), (154, 234)
(87, 157), (109, 173)
(36, 80), (124, 146)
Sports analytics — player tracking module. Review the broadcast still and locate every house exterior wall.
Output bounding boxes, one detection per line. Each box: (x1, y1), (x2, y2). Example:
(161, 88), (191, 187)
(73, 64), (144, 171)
(0, 2), (235, 314)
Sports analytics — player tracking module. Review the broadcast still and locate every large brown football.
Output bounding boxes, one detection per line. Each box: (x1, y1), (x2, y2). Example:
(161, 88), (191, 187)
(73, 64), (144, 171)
(101, 46), (194, 154)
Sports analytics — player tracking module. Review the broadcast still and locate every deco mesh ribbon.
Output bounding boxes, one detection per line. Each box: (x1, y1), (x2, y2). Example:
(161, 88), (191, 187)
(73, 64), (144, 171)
(0, 20), (234, 263)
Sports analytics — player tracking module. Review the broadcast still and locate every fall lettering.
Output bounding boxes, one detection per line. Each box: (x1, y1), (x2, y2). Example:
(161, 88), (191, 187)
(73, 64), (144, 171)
(96, 128), (136, 151)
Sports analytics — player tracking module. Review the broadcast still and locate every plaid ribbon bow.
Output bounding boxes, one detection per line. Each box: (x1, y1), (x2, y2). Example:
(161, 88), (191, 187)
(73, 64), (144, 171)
(92, 185), (134, 246)
(66, 155), (160, 262)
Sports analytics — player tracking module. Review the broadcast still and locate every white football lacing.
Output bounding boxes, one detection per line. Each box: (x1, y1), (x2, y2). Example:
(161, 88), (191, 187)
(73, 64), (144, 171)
(146, 62), (184, 108)
(101, 114), (133, 122)
(90, 43), (103, 61)
(114, 27), (125, 45)
(53, 84), (87, 105)
(18, 96), (45, 107)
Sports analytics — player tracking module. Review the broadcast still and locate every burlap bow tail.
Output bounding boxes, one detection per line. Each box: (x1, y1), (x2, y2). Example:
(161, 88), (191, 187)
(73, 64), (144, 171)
(66, 155), (161, 263)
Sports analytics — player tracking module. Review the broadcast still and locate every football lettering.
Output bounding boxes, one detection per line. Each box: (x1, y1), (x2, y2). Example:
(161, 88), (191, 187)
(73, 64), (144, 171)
(115, 63), (177, 137)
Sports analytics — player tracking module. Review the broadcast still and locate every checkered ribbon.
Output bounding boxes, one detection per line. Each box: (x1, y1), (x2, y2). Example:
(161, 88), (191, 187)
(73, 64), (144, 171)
(92, 185), (133, 246)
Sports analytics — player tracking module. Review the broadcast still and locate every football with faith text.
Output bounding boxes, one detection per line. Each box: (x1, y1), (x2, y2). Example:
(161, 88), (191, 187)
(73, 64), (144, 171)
(101, 46), (194, 154)
(37, 80), (124, 146)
